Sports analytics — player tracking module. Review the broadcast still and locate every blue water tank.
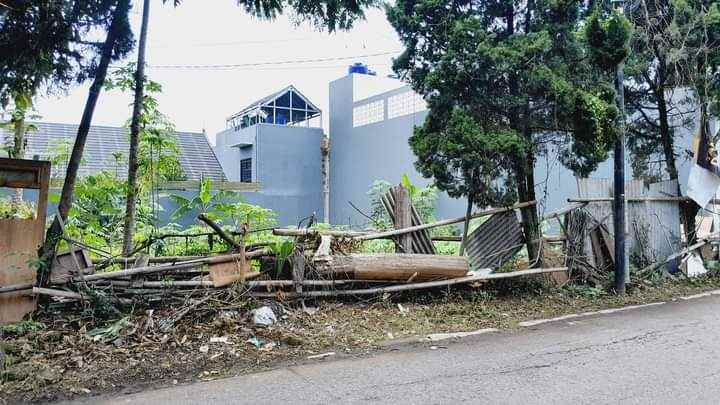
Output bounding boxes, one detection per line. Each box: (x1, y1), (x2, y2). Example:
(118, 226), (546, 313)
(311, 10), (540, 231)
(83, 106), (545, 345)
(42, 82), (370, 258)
(348, 62), (376, 75)
(348, 62), (368, 74)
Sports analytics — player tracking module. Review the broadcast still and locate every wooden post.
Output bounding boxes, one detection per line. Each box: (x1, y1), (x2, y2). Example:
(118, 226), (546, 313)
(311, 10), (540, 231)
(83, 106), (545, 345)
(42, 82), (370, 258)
(320, 136), (331, 224)
(292, 248), (305, 298)
(393, 185), (412, 253)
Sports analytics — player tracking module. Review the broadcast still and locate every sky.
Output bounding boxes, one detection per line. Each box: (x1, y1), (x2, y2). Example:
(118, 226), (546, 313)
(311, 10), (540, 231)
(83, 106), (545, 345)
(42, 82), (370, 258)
(33, 1), (405, 145)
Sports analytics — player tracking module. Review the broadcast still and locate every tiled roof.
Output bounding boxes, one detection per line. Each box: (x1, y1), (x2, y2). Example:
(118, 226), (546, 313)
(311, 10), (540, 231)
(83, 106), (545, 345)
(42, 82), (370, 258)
(1, 122), (225, 181)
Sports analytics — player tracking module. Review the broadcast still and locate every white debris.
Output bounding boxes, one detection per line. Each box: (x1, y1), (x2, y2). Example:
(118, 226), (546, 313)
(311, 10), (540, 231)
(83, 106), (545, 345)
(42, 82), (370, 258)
(688, 163), (720, 208)
(199, 345), (209, 353)
(307, 352), (335, 360)
(683, 252), (708, 277)
(252, 306), (278, 326)
(210, 336), (229, 344)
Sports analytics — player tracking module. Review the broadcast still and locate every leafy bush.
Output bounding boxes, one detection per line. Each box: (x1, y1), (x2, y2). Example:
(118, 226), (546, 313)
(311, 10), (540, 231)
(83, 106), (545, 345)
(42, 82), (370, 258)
(0, 198), (35, 219)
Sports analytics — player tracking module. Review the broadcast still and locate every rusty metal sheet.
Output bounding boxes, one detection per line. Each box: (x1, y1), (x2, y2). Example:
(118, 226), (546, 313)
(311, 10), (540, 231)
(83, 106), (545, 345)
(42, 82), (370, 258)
(465, 210), (524, 271)
(577, 178), (681, 268)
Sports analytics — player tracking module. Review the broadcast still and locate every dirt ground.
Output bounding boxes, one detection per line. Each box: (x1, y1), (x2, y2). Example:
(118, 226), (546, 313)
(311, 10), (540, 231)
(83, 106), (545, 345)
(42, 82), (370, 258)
(3, 274), (720, 404)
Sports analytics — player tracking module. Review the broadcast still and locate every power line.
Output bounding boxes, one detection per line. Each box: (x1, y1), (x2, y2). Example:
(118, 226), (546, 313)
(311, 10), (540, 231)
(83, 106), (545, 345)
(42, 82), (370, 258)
(142, 50), (402, 70)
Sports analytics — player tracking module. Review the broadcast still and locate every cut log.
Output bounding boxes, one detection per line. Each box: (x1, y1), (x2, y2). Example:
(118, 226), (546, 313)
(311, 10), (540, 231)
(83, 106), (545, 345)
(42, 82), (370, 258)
(325, 254), (470, 281)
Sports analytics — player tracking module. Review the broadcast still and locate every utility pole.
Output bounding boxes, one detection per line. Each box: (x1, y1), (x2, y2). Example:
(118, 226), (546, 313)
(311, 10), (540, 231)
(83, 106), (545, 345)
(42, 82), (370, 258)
(613, 0), (628, 294)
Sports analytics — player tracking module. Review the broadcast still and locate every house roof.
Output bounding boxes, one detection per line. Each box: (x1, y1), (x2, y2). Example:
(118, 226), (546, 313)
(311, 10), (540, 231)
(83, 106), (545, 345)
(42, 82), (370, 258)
(227, 85), (321, 124)
(1, 122), (226, 181)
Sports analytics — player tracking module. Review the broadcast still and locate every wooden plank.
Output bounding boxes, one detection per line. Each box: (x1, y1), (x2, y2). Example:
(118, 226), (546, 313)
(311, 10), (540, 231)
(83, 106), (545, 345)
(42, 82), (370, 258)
(158, 180), (261, 191)
(209, 259), (250, 287)
(392, 185), (412, 253)
(50, 248), (95, 284)
(0, 220), (40, 324)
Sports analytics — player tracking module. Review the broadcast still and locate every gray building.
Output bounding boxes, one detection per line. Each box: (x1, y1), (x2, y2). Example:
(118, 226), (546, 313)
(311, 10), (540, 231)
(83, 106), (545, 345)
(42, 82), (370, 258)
(328, 72), (703, 226)
(329, 73), (466, 226)
(213, 85), (325, 226)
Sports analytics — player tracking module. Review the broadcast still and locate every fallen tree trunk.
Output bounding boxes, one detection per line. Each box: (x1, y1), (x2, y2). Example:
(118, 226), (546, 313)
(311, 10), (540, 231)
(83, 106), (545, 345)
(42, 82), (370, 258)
(325, 254), (471, 281)
(355, 201), (536, 241)
(250, 267), (568, 298)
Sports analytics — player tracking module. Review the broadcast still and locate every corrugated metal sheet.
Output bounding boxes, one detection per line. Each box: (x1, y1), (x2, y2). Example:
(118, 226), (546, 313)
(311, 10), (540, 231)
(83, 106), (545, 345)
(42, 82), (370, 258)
(381, 188), (437, 254)
(465, 210), (524, 271)
(1, 122), (226, 181)
(577, 178), (681, 266)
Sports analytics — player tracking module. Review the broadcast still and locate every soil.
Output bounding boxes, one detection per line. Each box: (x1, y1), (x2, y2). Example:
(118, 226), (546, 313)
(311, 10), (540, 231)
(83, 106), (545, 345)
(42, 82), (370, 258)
(3, 274), (720, 404)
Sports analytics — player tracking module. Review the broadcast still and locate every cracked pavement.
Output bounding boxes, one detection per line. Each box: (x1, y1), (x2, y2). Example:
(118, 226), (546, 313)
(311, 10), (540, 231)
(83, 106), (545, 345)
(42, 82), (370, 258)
(70, 293), (720, 404)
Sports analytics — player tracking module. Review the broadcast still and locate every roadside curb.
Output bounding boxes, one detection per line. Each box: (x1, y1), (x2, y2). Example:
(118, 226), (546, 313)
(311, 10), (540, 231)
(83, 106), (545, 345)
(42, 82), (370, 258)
(381, 288), (720, 346)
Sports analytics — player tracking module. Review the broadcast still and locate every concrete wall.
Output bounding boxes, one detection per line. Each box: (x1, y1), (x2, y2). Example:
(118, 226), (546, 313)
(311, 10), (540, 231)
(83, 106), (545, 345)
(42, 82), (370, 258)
(329, 74), (466, 227)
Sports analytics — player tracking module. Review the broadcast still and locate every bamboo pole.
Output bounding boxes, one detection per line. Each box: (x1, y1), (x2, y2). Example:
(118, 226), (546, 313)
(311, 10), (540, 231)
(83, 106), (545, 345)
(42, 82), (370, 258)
(32, 287), (84, 300)
(0, 283), (34, 294)
(68, 249), (269, 283)
(249, 267), (567, 298)
(355, 201), (536, 241)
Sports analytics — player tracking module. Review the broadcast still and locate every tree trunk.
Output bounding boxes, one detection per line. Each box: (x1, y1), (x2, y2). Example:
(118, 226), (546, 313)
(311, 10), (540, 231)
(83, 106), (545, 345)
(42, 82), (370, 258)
(37, 0), (131, 286)
(514, 151), (542, 266)
(459, 193), (474, 256)
(122, 0), (151, 257)
(9, 108), (26, 202)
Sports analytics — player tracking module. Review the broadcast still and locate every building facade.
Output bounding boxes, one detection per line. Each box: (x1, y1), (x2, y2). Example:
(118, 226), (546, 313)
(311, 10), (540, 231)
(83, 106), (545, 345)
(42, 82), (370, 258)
(213, 86), (325, 226)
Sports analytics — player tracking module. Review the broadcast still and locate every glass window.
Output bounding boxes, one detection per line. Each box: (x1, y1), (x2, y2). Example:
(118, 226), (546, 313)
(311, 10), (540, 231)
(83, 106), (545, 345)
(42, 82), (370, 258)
(291, 91), (307, 109)
(291, 109), (307, 123)
(275, 108), (290, 125)
(261, 107), (274, 124)
(240, 158), (252, 183)
(276, 91), (291, 108)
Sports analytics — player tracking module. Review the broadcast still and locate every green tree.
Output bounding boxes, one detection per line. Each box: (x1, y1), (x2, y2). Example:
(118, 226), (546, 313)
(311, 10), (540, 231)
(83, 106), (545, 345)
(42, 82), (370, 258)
(0, 0), (134, 170)
(105, 63), (186, 250)
(387, 0), (619, 263)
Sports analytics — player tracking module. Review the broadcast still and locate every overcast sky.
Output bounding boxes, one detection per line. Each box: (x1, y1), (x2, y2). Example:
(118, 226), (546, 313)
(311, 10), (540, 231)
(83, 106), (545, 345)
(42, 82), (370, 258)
(33, 1), (404, 145)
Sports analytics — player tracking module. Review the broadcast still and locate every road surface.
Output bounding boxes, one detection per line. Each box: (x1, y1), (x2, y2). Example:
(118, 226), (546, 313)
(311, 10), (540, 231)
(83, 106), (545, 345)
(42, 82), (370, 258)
(73, 293), (720, 404)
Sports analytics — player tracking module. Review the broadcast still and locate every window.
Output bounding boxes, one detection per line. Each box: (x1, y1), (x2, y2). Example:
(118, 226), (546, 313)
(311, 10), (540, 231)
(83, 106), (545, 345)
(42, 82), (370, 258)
(240, 158), (252, 183)
(353, 100), (384, 127)
(387, 91), (427, 119)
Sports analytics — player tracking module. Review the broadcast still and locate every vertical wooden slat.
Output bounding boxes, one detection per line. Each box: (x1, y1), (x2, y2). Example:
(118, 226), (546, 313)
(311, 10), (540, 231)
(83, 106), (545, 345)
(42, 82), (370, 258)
(392, 185), (412, 253)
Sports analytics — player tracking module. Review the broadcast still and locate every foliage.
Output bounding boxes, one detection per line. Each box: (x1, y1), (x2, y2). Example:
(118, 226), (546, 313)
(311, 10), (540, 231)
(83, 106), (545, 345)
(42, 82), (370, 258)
(0, 319), (44, 336)
(387, 0), (620, 255)
(105, 63), (186, 188)
(62, 171), (157, 254)
(169, 178), (240, 222)
(586, 9), (633, 71)
(366, 176), (438, 229)
(268, 239), (295, 276)
(0, 0), (134, 107)
(0, 197), (35, 219)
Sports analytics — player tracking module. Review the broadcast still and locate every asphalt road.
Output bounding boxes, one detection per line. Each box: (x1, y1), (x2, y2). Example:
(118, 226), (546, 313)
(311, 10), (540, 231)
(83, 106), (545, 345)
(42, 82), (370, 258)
(75, 293), (720, 404)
